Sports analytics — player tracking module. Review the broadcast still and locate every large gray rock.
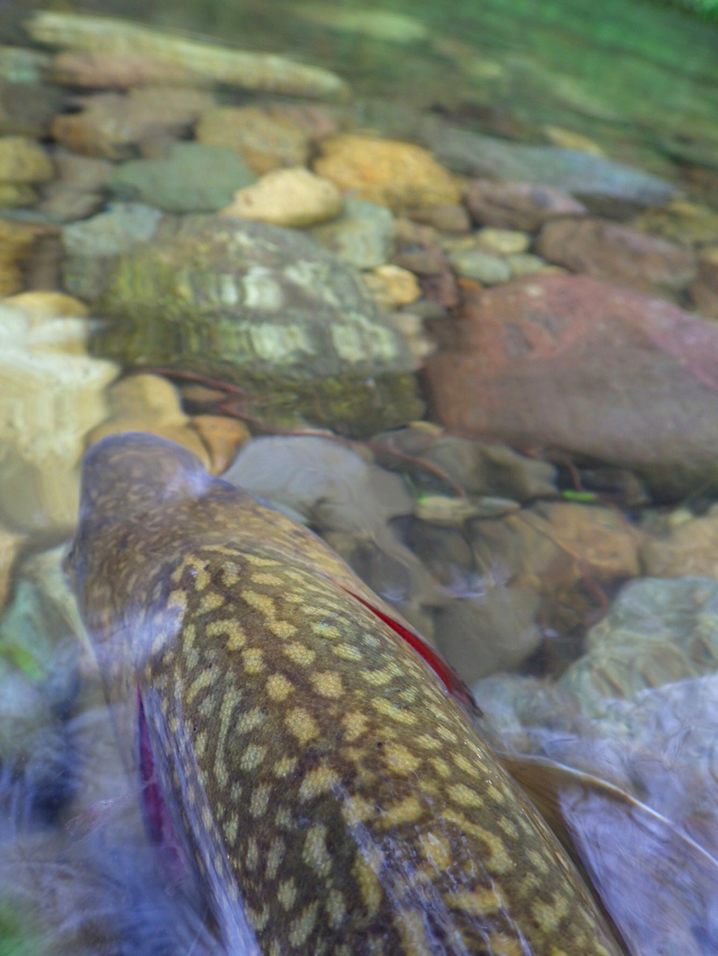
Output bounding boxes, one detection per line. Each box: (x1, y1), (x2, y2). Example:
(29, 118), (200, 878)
(64, 214), (423, 436)
(427, 125), (678, 217)
(559, 577), (718, 715)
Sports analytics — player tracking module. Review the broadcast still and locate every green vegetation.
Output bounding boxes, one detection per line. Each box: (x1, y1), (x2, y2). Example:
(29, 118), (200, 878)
(665, 0), (718, 15)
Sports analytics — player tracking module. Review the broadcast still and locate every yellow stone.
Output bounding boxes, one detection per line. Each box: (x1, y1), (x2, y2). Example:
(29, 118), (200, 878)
(87, 373), (210, 468)
(313, 134), (461, 212)
(220, 167), (342, 228)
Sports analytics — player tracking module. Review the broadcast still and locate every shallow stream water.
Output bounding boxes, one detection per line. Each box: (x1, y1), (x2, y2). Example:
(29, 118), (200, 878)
(1, 0), (718, 953)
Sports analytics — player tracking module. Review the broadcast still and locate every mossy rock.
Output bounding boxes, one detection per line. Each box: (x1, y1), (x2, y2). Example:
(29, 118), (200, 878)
(84, 215), (423, 435)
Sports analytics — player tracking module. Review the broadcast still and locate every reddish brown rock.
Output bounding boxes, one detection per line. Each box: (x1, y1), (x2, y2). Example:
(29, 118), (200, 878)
(465, 179), (586, 231)
(536, 218), (696, 295)
(425, 274), (718, 495)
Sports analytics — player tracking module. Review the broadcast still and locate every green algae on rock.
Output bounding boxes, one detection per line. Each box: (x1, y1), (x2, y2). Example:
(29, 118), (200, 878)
(83, 215), (423, 436)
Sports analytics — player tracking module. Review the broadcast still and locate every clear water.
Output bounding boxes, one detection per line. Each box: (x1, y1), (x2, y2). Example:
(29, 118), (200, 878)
(1, 0), (718, 953)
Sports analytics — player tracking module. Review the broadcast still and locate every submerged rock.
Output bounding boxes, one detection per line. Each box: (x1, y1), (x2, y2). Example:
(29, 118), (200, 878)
(0, 299), (117, 531)
(110, 142), (257, 213)
(51, 87), (216, 160)
(0, 135), (53, 184)
(27, 11), (349, 101)
(87, 374), (211, 468)
(294, 5), (429, 43)
(0, 218), (46, 296)
(426, 274), (718, 496)
(641, 504), (718, 579)
(690, 247), (718, 319)
(195, 105), (311, 174)
(35, 149), (111, 222)
(430, 126), (677, 216)
(537, 217), (696, 296)
(559, 577), (718, 715)
(306, 197), (396, 269)
(465, 179), (588, 231)
(314, 134), (461, 212)
(220, 167), (342, 227)
(434, 586), (543, 682)
(77, 215), (422, 435)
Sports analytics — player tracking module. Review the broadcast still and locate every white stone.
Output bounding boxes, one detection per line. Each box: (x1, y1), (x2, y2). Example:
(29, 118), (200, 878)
(0, 301), (118, 531)
(220, 167), (342, 228)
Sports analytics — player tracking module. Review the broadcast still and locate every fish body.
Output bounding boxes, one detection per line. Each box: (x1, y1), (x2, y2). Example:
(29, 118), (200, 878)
(67, 433), (623, 955)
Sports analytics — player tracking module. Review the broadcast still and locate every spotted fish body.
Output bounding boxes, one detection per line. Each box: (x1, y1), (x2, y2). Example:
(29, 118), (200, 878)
(68, 433), (622, 956)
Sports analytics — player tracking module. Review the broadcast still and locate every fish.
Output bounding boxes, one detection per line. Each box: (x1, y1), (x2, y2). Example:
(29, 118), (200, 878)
(501, 754), (718, 956)
(65, 432), (623, 955)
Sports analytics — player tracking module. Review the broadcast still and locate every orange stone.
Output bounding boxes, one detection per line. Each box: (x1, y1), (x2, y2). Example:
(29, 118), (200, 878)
(313, 134), (461, 212)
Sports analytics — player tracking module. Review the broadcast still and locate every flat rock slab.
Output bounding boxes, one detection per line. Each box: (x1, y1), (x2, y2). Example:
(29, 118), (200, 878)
(536, 217), (696, 295)
(425, 274), (718, 495)
(427, 125), (677, 217)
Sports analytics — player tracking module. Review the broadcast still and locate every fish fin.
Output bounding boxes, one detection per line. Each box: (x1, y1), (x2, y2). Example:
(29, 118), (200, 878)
(501, 752), (718, 956)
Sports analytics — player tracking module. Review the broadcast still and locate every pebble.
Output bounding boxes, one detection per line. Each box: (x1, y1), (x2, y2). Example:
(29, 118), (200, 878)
(472, 501), (641, 596)
(506, 253), (549, 277)
(0, 46), (50, 84)
(35, 149), (111, 222)
(415, 494), (479, 525)
(71, 214), (422, 436)
(87, 374), (211, 468)
(362, 264), (422, 309)
(405, 203), (472, 233)
(306, 197), (396, 269)
(559, 577), (718, 715)
(447, 247), (511, 284)
(476, 227), (530, 256)
(0, 183), (37, 207)
(537, 217), (697, 296)
(0, 135), (53, 183)
(191, 415), (250, 475)
(51, 87), (216, 160)
(0, 218), (45, 296)
(641, 504), (718, 578)
(195, 105), (311, 175)
(2, 291), (88, 320)
(388, 311), (436, 362)
(465, 178), (588, 231)
(220, 167), (342, 227)
(313, 134), (461, 212)
(434, 586), (543, 682)
(295, 5), (429, 44)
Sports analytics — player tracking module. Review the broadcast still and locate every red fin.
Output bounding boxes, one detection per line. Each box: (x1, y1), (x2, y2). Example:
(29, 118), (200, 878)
(138, 687), (170, 846)
(137, 687), (188, 882)
(344, 590), (480, 713)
